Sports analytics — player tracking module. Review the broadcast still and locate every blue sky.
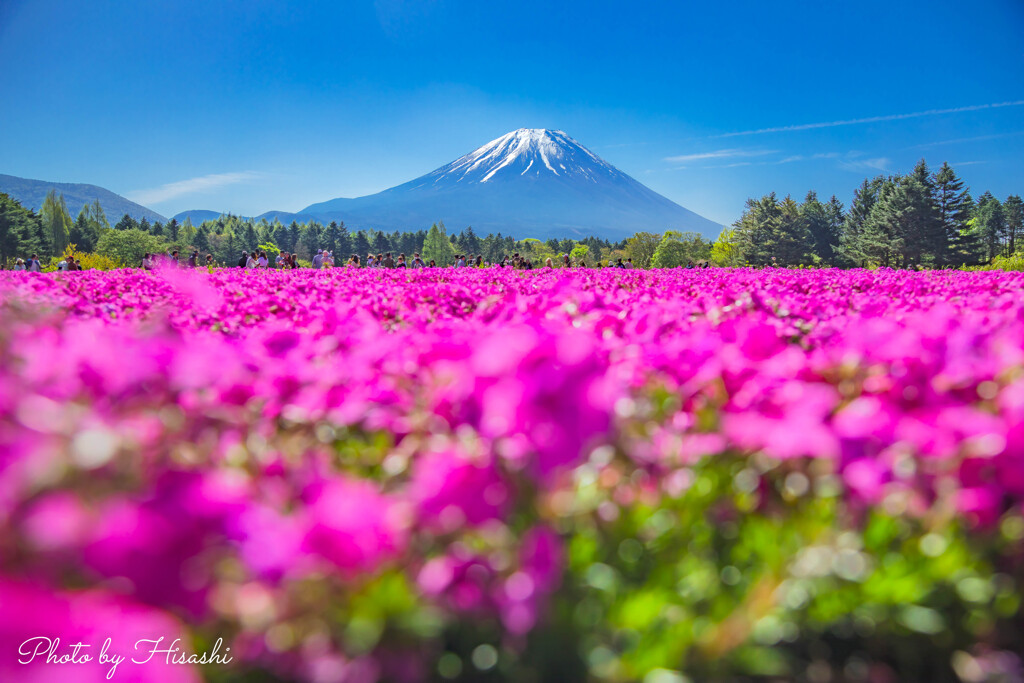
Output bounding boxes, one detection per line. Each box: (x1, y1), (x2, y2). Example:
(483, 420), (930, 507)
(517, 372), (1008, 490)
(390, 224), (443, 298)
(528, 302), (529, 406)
(1, 0), (1022, 227)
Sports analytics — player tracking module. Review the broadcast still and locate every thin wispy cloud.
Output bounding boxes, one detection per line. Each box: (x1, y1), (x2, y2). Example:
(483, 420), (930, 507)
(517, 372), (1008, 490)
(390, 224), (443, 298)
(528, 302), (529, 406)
(838, 157), (891, 173)
(907, 130), (1024, 150)
(664, 148), (777, 164)
(713, 100), (1024, 138)
(128, 172), (264, 205)
(775, 152), (842, 165)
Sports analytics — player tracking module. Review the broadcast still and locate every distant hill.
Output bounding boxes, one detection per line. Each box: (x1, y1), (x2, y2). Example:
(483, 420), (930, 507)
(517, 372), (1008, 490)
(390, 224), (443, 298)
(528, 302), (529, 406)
(0, 173), (166, 223)
(172, 209), (320, 225)
(172, 210), (228, 224)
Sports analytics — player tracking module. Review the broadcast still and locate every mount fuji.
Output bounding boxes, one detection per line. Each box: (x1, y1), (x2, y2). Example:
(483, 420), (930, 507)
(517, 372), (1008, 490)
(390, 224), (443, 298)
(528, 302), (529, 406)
(300, 129), (721, 239)
(174, 130), (722, 239)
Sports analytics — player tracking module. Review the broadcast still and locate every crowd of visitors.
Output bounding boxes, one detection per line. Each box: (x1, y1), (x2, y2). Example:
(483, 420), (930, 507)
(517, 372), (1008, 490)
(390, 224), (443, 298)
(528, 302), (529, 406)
(11, 247), (714, 271)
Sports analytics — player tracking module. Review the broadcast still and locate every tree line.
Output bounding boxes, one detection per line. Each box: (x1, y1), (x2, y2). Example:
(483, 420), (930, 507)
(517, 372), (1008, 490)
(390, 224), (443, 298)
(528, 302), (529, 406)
(722, 160), (1023, 268)
(2, 160), (1018, 270)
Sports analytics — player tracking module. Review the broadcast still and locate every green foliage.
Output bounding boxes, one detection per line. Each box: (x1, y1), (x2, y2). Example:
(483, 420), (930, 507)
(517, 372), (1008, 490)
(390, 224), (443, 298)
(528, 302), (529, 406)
(967, 252), (1024, 271)
(625, 232), (661, 268)
(179, 217), (197, 245)
(43, 244), (119, 271)
(554, 443), (1014, 682)
(257, 242), (280, 257)
(96, 228), (168, 267)
(114, 213), (139, 231)
(569, 243), (591, 264)
(711, 228), (744, 266)
(40, 189), (73, 255)
(1005, 195), (1024, 255)
(651, 230), (713, 267)
(516, 238), (556, 264)
(974, 191), (1007, 262)
(422, 222), (456, 266)
(0, 192), (48, 267)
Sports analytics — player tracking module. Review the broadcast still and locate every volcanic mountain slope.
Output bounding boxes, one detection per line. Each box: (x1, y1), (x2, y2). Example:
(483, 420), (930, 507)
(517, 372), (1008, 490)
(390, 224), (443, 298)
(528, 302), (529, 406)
(300, 129), (722, 239)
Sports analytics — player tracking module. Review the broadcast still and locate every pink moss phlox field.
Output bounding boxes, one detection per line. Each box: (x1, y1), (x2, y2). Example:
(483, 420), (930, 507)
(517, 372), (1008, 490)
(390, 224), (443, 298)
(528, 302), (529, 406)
(2, 266), (1024, 680)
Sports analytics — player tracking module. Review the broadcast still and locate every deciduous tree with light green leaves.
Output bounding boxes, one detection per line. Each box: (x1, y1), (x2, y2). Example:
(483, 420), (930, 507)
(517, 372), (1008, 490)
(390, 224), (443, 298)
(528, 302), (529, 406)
(96, 228), (168, 267)
(422, 222), (456, 266)
(711, 228), (743, 266)
(40, 189), (73, 256)
(569, 243), (590, 264)
(624, 231), (661, 268)
(651, 230), (713, 267)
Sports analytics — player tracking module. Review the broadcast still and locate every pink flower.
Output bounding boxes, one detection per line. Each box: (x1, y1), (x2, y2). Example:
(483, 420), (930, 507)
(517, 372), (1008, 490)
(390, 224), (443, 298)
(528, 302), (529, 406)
(408, 448), (510, 530)
(304, 477), (408, 575)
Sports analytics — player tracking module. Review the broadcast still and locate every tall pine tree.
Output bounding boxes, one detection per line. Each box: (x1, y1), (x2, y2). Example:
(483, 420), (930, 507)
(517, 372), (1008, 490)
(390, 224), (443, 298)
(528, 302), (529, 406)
(974, 192), (1006, 261)
(933, 162), (976, 266)
(1003, 195), (1023, 255)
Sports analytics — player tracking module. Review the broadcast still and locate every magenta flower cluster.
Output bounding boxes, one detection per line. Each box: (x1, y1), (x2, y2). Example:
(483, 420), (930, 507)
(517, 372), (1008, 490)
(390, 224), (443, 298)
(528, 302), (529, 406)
(1, 266), (1023, 681)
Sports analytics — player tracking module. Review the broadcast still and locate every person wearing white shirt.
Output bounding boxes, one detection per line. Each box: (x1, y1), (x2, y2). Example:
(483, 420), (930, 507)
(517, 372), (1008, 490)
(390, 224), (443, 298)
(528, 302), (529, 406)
(246, 254), (257, 268)
(258, 253), (269, 268)
(366, 255), (376, 268)
(57, 259), (69, 271)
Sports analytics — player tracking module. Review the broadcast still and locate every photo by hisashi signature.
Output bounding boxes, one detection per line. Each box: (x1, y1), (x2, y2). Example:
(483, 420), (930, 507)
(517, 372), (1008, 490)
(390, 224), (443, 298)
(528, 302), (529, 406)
(18, 635), (232, 679)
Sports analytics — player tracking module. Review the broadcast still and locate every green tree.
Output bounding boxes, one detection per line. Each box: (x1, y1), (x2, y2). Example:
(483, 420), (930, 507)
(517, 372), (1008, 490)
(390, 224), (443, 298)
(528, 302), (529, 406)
(0, 193), (46, 267)
(933, 162), (975, 265)
(71, 205), (100, 252)
(193, 225), (211, 254)
(422, 222), (456, 266)
(733, 194), (781, 266)
(801, 191), (840, 265)
(900, 159), (944, 266)
(459, 226), (482, 255)
(482, 233), (504, 262)
(326, 221), (350, 257)
(303, 222), (325, 258)
(352, 230), (371, 259)
(569, 243), (591, 264)
(373, 230), (391, 254)
(1003, 194), (1023, 255)
(624, 232), (661, 268)
(96, 228), (168, 267)
(651, 231), (713, 267)
(40, 189), (73, 255)
(86, 199), (110, 232)
(710, 228), (744, 266)
(286, 221), (301, 255)
(837, 178), (885, 267)
(164, 218), (180, 242)
(242, 222), (260, 253)
(774, 195), (813, 266)
(974, 192), (1006, 262)
(180, 217), (197, 245)
(114, 213), (139, 231)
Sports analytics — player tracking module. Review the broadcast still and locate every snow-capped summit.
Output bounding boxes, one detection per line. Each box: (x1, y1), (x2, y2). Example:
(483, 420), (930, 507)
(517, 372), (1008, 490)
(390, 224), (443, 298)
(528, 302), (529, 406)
(425, 129), (623, 185)
(294, 129), (724, 240)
